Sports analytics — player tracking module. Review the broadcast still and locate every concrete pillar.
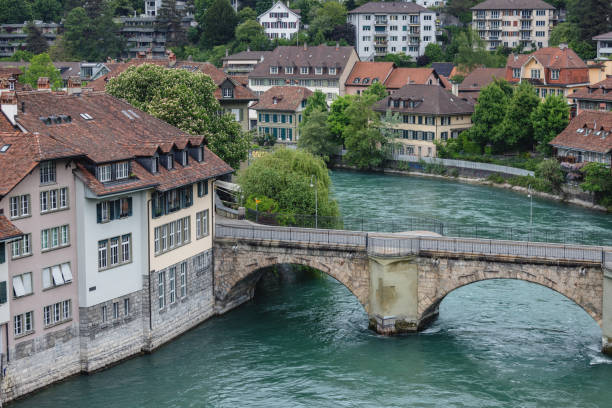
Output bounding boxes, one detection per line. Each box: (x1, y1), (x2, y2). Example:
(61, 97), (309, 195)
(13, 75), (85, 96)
(602, 267), (612, 355)
(368, 256), (426, 334)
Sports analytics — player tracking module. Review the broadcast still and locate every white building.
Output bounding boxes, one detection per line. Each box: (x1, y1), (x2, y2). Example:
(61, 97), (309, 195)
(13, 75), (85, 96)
(257, 1), (301, 40)
(145, 0), (161, 16)
(411, 0), (446, 7)
(347, 2), (437, 61)
(594, 32), (612, 60)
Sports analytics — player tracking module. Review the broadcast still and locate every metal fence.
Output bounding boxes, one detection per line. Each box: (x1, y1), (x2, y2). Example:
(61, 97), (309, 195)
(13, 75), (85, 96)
(216, 223), (610, 265)
(391, 155), (535, 177)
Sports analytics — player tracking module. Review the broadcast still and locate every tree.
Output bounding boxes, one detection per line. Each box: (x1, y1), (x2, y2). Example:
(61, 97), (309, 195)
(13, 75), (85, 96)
(32, 0), (62, 22)
(446, 0), (480, 24)
(20, 53), (61, 89)
(535, 159), (564, 193)
(362, 82), (387, 101)
(567, 0), (612, 49)
(0, 0), (32, 24)
(550, 22), (596, 60)
(25, 22), (49, 55)
(498, 82), (541, 151)
(237, 6), (256, 23)
(63, 5), (124, 60)
(302, 90), (328, 122)
(531, 95), (570, 155)
(454, 27), (506, 71)
(328, 23), (355, 46)
(343, 93), (389, 169)
(327, 95), (354, 141)
(298, 109), (339, 162)
(106, 64), (250, 169)
(581, 162), (612, 207)
(157, 0), (187, 47)
(236, 148), (340, 217)
(464, 80), (510, 150)
(378, 52), (413, 67)
(199, 0), (238, 48)
(309, 1), (347, 38)
(424, 43), (444, 63)
(235, 19), (269, 49)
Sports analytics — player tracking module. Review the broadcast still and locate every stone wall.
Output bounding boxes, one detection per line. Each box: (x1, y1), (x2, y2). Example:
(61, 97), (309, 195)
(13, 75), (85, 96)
(2, 322), (81, 402)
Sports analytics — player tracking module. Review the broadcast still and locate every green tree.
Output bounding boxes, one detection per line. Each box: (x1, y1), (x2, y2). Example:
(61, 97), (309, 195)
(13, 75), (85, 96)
(580, 162), (612, 207)
(298, 109), (339, 162)
(531, 95), (570, 155)
(20, 53), (61, 89)
(106, 64), (249, 169)
(343, 93), (389, 169)
(4, 50), (33, 62)
(157, 0), (187, 47)
(362, 81), (387, 101)
(236, 148), (340, 217)
(424, 43), (444, 63)
(535, 159), (565, 193)
(454, 27), (506, 71)
(25, 22), (49, 55)
(302, 90), (328, 122)
(446, 0), (479, 24)
(327, 95), (354, 141)
(237, 6), (256, 23)
(199, 0), (238, 48)
(567, 0), (612, 48)
(235, 19), (269, 49)
(0, 0), (32, 24)
(549, 22), (596, 60)
(32, 0), (62, 22)
(377, 52), (413, 67)
(498, 82), (541, 151)
(63, 5), (124, 60)
(463, 80), (510, 150)
(309, 1), (346, 38)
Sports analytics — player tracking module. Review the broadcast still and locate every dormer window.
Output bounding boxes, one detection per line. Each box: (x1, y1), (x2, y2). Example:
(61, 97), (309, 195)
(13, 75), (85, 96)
(270, 66), (279, 74)
(373, 78), (379, 83)
(223, 87), (233, 98)
(329, 67), (336, 75)
(182, 150), (188, 166)
(98, 164), (112, 182)
(551, 69), (560, 80)
(363, 78), (370, 84)
(315, 67), (322, 75)
(198, 146), (204, 162)
(116, 161), (129, 180)
(167, 155), (173, 170)
(286, 66), (293, 74)
(353, 77), (360, 84)
(151, 156), (159, 173)
(300, 66), (309, 75)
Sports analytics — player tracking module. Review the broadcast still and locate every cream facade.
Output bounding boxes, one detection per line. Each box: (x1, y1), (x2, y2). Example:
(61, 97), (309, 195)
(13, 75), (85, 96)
(256, 110), (303, 142)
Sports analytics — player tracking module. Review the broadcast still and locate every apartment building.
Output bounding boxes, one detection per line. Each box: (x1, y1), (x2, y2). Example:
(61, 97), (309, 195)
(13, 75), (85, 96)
(248, 44), (359, 102)
(594, 32), (612, 60)
(253, 86), (312, 143)
(0, 83), (232, 402)
(569, 77), (612, 116)
(221, 50), (272, 75)
(471, 0), (558, 51)
(506, 45), (589, 100)
(373, 84), (474, 157)
(347, 2), (437, 61)
(257, 1), (301, 40)
(0, 216), (22, 363)
(0, 22), (59, 58)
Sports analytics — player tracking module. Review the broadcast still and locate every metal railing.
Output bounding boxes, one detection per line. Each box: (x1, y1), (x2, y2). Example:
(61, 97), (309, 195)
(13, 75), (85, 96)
(216, 222), (610, 265)
(391, 154), (535, 177)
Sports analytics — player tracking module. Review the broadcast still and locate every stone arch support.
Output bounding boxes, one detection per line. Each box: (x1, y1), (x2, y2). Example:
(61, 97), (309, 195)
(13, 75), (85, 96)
(213, 238), (370, 314)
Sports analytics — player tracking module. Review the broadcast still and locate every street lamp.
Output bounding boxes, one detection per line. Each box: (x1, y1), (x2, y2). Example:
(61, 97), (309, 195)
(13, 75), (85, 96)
(310, 175), (318, 229)
(527, 184), (533, 240)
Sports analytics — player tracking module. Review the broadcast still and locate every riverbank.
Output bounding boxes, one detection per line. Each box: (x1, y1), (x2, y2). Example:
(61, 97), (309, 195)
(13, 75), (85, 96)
(333, 163), (608, 213)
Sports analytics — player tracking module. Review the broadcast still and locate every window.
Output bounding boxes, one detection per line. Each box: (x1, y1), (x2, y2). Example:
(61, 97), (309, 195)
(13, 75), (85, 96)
(116, 162), (129, 180)
(270, 66), (278, 74)
(315, 67), (322, 75)
(197, 180), (208, 197)
(222, 87), (233, 98)
(180, 262), (187, 297)
(102, 305), (107, 323)
(98, 234), (131, 270)
(151, 156), (159, 173)
(97, 197), (132, 223)
(158, 271), (165, 310)
(167, 155), (173, 170)
(531, 69), (540, 79)
(9, 194), (30, 219)
(154, 217), (190, 255)
(42, 262), (72, 289)
(98, 165), (111, 182)
(300, 66), (309, 74)
(285, 66), (293, 74)
(196, 210), (209, 239)
(40, 188), (68, 213)
(12, 272), (33, 297)
(40, 161), (56, 184)
(124, 298), (130, 316)
(513, 68), (521, 78)
(44, 300), (71, 327)
(169, 267), (176, 304)
(329, 67), (336, 75)
(41, 225), (69, 251)
(11, 234), (31, 259)
(151, 186), (193, 218)
(113, 302), (119, 319)
(60, 187), (67, 208)
(14, 311), (33, 336)
(551, 69), (560, 80)
(536, 10), (546, 16)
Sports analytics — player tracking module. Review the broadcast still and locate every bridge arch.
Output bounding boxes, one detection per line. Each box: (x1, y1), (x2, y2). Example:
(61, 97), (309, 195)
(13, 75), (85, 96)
(417, 259), (604, 328)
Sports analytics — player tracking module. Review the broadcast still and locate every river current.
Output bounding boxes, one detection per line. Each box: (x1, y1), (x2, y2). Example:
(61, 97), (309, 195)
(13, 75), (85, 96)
(14, 170), (612, 407)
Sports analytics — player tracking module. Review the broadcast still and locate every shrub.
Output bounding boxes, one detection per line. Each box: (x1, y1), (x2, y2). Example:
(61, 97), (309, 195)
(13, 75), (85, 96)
(487, 173), (505, 184)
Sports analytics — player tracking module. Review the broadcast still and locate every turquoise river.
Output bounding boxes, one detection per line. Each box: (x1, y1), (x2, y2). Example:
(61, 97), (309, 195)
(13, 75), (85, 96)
(13, 170), (612, 407)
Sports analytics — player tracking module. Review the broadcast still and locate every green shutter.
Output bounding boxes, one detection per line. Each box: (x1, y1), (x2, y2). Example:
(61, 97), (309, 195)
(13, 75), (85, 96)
(0, 281), (6, 304)
(0, 242), (4, 264)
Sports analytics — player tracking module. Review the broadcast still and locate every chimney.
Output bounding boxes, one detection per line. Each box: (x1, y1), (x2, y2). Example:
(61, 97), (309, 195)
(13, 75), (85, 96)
(37, 77), (51, 91)
(137, 51), (146, 59)
(559, 43), (568, 50)
(336, 41), (339, 50)
(0, 92), (17, 125)
(168, 51), (176, 67)
(303, 42), (307, 51)
(451, 82), (459, 97)
(67, 76), (82, 95)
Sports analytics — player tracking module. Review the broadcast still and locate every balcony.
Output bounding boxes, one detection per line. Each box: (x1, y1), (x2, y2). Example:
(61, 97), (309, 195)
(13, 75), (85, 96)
(375, 47), (387, 56)
(374, 18), (387, 26)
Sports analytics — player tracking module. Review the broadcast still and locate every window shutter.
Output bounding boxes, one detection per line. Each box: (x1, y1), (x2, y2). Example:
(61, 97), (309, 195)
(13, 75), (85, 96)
(96, 203), (102, 223)
(111, 163), (117, 181)
(204, 181), (209, 196)
(0, 281), (6, 304)
(0, 242), (4, 263)
(114, 200), (121, 219)
(128, 197), (133, 216)
(110, 200), (116, 220)
(197, 182), (202, 197)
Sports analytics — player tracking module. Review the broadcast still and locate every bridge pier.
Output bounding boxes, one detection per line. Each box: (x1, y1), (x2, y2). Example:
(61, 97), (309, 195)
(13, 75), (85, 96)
(603, 267), (612, 356)
(368, 256), (433, 334)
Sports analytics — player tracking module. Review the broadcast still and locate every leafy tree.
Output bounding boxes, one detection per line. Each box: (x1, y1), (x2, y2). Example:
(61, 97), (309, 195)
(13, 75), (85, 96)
(424, 43), (444, 63)
(498, 82), (541, 151)
(199, 0), (238, 48)
(327, 95), (354, 141)
(25, 22), (49, 55)
(531, 95), (569, 155)
(463, 80), (510, 150)
(235, 19), (269, 49)
(416, 55), (430, 67)
(446, 0), (479, 24)
(298, 109), (339, 162)
(63, 5), (124, 60)
(106, 64), (250, 169)
(567, 0), (612, 48)
(0, 0), (32, 24)
(454, 27), (505, 71)
(328, 23), (355, 46)
(20, 53), (61, 89)
(302, 90), (328, 122)
(32, 0), (62, 22)
(254, 0), (273, 16)
(4, 50), (33, 62)
(580, 162), (612, 207)
(549, 22), (596, 60)
(377, 52), (413, 67)
(236, 148), (340, 217)
(450, 74), (464, 83)
(309, 1), (346, 38)
(343, 93), (389, 169)
(362, 82), (387, 101)
(535, 159), (564, 193)
(237, 6), (256, 23)
(157, 0), (187, 47)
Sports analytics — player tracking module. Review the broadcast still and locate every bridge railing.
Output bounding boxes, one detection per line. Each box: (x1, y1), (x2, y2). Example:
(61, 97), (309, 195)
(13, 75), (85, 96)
(368, 235), (605, 263)
(215, 223), (367, 247)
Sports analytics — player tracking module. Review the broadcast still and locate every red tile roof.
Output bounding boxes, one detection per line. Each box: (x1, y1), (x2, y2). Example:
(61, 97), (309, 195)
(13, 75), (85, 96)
(374, 84), (474, 115)
(549, 111), (612, 154)
(471, 0), (555, 9)
(570, 77), (612, 102)
(252, 86), (312, 111)
(384, 68), (438, 89)
(0, 215), (21, 241)
(346, 62), (395, 87)
(459, 68), (506, 92)
(507, 47), (587, 70)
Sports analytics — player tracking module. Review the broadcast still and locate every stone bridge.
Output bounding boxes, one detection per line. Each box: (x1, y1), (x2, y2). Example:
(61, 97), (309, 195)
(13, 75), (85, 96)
(213, 221), (612, 355)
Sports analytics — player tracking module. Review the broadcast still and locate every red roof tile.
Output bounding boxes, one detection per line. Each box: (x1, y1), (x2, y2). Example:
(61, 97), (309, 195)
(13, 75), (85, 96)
(346, 62), (395, 87)
(549, 111), (612, 154)
(384, 68), (437, 89)
(507, 46), (587, 70)
(252, 86), (312, 111)
(570, 77), (612, 103)
(459, 68), (506, 91)
(0, 215), (21, 241)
